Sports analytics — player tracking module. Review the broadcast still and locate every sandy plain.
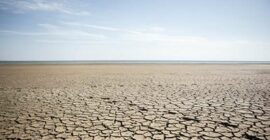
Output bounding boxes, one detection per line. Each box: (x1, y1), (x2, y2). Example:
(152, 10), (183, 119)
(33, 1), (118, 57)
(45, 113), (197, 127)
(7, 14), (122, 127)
(0, 64), (269, 140)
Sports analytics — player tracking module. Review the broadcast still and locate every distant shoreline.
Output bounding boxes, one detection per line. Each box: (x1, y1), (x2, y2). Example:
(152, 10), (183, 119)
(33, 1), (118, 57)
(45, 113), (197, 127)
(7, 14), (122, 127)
(0, 60), (270, 65)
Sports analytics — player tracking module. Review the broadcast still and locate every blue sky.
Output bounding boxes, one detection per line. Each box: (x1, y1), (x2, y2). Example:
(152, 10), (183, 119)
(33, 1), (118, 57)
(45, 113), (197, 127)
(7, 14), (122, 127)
(0, 0), (269, 61)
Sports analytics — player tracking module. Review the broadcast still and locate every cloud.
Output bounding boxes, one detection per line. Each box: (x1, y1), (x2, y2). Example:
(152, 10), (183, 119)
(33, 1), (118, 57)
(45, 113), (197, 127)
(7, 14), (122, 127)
(130, 26), (165, 33)
(60, 22), (189, 44)
(35, 39), (108, 45)
(62, 22), (119, 31)
(38, 23), (59, 31)
(2, 21), (267, 47)
(0, 23), (106, 40)
(124, 32), (209, 45)
(61, 22), (166, 34)
(0, 0), (89, 15)
(148, 27), (165, 32)
(0, 30), (48, 36)
(37, 23), (106, 39)
(0, 22), (208, 45)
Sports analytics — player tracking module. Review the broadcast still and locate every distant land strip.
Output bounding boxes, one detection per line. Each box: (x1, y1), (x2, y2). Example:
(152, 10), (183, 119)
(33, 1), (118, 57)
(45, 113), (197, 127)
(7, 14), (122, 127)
(0, 60), (270, 65)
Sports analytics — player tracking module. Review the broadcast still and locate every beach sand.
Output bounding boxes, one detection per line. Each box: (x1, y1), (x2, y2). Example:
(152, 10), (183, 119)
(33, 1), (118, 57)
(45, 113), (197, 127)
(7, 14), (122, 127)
(0, 64), (269, 139)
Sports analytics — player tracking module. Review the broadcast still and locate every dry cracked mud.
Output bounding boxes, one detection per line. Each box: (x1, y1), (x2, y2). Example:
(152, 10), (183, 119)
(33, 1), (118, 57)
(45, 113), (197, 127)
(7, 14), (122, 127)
(0, 65), (269, 140)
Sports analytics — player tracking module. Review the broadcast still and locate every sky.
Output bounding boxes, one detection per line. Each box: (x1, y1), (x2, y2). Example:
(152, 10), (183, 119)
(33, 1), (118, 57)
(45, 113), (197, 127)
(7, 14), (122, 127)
(0, 0), (269, 61)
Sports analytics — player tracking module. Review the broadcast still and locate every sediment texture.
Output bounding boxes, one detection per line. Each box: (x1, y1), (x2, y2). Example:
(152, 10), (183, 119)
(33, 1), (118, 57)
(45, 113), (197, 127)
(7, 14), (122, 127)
(0, 65), (269, 140)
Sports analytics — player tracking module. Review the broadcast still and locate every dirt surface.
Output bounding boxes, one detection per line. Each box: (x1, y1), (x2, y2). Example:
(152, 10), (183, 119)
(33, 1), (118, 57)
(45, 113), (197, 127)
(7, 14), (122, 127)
(0, 64), (269, 140)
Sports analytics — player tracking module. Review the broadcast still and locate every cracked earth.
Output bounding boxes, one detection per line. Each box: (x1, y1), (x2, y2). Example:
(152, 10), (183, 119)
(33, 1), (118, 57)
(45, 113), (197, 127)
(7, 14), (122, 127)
(0, 65), (269, 140)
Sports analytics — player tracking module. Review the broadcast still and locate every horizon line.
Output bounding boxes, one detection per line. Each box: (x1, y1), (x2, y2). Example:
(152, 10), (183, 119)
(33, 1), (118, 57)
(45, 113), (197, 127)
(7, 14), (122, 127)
(0, 60), (270, 65)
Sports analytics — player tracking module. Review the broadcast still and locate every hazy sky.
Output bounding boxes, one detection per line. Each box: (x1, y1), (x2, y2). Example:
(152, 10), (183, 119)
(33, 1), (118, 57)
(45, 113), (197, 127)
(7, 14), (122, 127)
(0, 0), (269, 61)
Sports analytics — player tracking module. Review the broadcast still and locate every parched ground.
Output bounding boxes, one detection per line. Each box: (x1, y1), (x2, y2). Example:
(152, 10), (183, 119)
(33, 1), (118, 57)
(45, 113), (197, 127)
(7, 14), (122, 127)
(0, 64), (269, 140)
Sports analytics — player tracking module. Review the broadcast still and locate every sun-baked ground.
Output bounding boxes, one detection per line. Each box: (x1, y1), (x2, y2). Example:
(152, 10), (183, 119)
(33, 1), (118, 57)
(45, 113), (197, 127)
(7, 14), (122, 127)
(0, 65), (269, 140)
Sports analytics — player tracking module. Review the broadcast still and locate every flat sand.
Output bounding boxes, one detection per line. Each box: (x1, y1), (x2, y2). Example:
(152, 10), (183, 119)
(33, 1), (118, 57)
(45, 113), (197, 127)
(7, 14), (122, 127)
(0, 64), (269, 139)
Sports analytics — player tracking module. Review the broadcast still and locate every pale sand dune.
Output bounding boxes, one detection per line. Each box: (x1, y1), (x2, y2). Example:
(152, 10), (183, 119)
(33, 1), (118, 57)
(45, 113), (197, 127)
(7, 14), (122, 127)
(0, 65), (269, 139)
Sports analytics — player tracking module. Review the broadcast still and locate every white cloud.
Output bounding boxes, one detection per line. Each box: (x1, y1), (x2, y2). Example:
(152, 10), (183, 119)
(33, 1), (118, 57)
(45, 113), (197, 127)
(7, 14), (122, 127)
(37, 23), (106, 39)
(2, 21), (268, 48)
(61, 22), (166, 34)
(38, 23), (59, 31)
(62, 22), (119, 31)
(0, 30), (48, 36)
(148, 26), (165, 32)
(131, 26), (165, 33)
(124, 32), (209, 45)
(0, 0), (89, 15)
(0, 22), (211, 45)
(0, 23), (106, 40)
(35, 39), (108, 44)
